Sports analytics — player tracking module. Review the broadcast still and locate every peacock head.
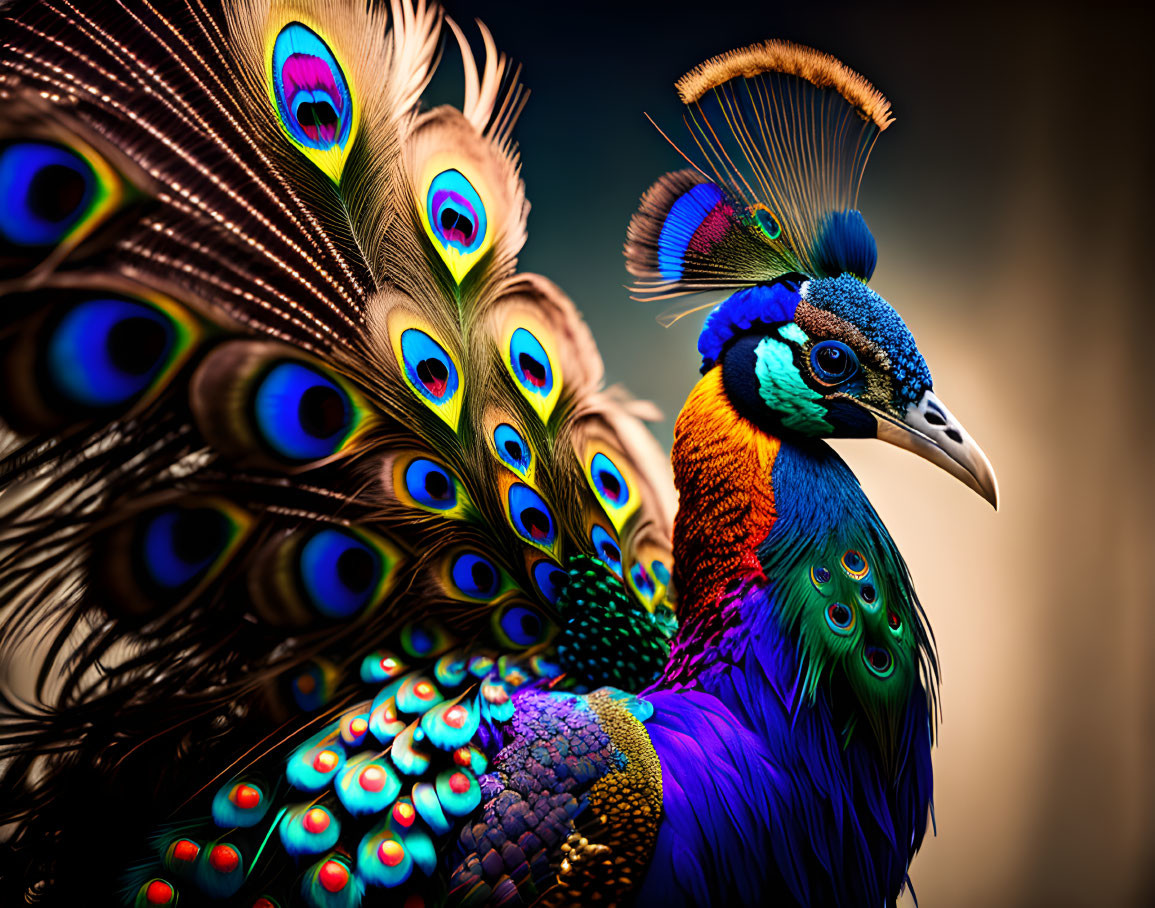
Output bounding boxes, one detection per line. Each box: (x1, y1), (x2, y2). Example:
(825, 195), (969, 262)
(700, 273), (998, 507)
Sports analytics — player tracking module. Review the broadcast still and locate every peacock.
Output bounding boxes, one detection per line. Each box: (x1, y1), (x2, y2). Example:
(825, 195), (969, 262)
(0, 2), (999, 906)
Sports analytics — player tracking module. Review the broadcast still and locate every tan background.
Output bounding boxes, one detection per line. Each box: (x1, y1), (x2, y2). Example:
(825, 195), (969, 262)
(440, 0), (1155, 903)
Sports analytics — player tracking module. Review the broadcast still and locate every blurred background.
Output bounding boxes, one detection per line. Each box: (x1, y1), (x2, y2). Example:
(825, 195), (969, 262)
(438, 1), (1154, 904)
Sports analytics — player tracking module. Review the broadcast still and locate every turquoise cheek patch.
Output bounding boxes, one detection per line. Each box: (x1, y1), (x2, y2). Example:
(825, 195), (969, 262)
(753, 336), (833, 434)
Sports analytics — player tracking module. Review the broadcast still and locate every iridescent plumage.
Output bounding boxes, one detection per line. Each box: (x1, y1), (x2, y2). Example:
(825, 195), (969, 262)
(0, 6), (994, 907)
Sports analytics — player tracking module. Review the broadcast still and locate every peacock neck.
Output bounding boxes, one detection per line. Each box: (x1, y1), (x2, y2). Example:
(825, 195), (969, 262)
(659, 367), (875, 690)
(645, 376), (934, 905)
(661, 366), (782, 687)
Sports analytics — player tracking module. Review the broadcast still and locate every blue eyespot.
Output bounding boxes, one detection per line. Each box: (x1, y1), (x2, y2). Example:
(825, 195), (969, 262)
(46, 299), (175, 408)
(508, 328), (554, 398)
(253, 362), (354, 462)
(810, 340), (859, 385)
(497, 604), (545, 648)
(864, 645), (894, 677)
(811, 565), (832, 587)
(753, 205), (781, 241)
(494, 423), (531, 475)
(142, 507), (231, 589)
(507, 483), (555, 548)
(841, 549), (869, 579)
(651, 560), (671, 585)
(0, 142), (95, 247)
(403, 458), (458, 511)
(299, 529), (381, 619)
(590, 453), (629, 509)
(427, 169), (486, 256)
(590, 525), (622, 577)
(400, 328), (458, 405)
(402, 621), (447, 658)
(630, 562), (656, 600)
(532, 560), (569, 605)
(825, 601), (856, 635)
(451, 552), (500, 600)
(271, 23), (353, 151)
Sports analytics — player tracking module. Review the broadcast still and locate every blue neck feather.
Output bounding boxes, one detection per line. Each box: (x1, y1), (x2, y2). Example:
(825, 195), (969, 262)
(641, 438), (935, 906)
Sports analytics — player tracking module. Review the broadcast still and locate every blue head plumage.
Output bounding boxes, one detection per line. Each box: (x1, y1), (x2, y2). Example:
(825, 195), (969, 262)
(695, 273), (932, 438)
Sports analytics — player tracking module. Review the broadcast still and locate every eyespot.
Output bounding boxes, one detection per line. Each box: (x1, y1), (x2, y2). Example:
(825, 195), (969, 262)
(532, 560), (569, 605)
(508, 328), (554, 398)
(494, 603), (547, 648)
(824, 601), (856, 635)
(752, 204), (781, 241)
(141, 507), (232, 590)
(211, 780), (268, 829)
(450, 552), (500, 600)
(493, 423), (532, 476)
(630, 562), (656, 602)
(299, 529), (384, 619)
(590, 525), (622, 577)
(403, 458), (458, 511)
(811, 565), (832, 589)
(270, 23), (353, 153)
(507, 483), (556, 549)
(427, 169), (486, 257)
(399, 328), (459, 406)
(887, 609), (902, 633)
(400, 621), (449, 659)
(860, 583), (877, 605)
(810, 340), (859, 385)
(46, 298), (178, 409)
(0, 142), (96, 248)
(253, 362), (355, 462)
(651, 560), (671, 586)
(590, 452), (628, 508)
(841, 549), (868, 579)
(863, 645), (894, 677)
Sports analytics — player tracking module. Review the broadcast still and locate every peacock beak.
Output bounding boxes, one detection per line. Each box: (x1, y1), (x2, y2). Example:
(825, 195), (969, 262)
(872, 389), (999, 509)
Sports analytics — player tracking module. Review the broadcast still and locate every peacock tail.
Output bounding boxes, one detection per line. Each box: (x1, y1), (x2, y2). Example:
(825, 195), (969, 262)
(0, 2), (675, 904)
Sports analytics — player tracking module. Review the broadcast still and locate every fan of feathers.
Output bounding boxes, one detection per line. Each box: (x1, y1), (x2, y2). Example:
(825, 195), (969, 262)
(0, 0), (677, 901)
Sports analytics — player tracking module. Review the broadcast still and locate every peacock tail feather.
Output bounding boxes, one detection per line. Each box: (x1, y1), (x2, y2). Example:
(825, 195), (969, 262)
(0, 1), (674, 903)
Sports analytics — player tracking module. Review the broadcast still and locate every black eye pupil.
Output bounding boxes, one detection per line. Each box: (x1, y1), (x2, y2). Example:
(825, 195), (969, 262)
(424, 470), (450, 499)
(336, 547), (375, 593)
(869, 649), (891, 671)
(813, 342), (857, 383)
(470, 561), (495, 593)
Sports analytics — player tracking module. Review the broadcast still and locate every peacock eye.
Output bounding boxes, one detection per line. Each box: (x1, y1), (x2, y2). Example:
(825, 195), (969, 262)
(450, 552), (500, 600)
(590, 525), (622, 577)
(253, 362), (354, 462)
(495, 604), (547, 648)
(887, 609), (902, 632)
(298, 528), (383, 619)
(810, 340), (858, 385)
(864, 645), (894, 677)
(825, 601), (856, 635)
(532, 560), (569, 605)
(427, 169), (486, 255)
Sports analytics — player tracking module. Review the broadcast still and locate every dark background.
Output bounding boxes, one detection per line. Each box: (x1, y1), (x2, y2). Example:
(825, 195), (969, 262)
(437, 1), (1154, 905)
